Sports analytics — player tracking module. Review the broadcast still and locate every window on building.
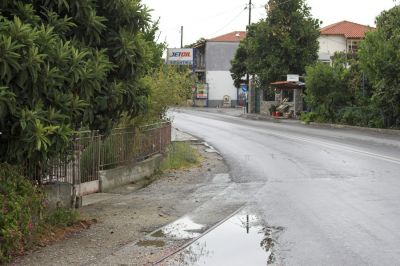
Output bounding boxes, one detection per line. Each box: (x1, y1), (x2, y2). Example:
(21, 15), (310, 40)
(348, 40), (361, 53)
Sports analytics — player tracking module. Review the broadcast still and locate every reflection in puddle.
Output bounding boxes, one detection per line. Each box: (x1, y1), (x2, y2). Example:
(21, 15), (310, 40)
(158, 216), (205, 239)
(158, 213), (283, 266)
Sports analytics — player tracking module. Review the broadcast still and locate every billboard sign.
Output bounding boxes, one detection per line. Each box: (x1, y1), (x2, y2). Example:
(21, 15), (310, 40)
(287, 74), (299, 82)
(196, 83), (208, 99)
(167, 48), (194, 65)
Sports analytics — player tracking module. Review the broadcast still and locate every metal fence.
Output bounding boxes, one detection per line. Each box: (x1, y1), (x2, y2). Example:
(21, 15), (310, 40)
(28, 122), (171, 185)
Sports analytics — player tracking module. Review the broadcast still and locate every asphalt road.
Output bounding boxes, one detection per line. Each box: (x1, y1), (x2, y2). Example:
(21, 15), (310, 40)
(170, 108), (400, 265)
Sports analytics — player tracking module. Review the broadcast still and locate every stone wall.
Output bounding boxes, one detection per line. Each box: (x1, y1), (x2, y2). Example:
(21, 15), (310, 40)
(261, 101), (278, 116)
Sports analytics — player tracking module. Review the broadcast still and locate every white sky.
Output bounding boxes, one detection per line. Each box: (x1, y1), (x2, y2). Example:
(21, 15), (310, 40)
(141, 0), (397, 48)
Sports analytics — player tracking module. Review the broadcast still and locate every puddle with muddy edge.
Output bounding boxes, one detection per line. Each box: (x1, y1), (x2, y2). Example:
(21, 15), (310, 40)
(154, 216), (205, 239)
(156, 211), (283, 265)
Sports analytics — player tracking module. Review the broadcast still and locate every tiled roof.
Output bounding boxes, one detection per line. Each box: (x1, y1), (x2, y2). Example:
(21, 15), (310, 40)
(320, 21), (375, 39)
(208, 31), (246, 42)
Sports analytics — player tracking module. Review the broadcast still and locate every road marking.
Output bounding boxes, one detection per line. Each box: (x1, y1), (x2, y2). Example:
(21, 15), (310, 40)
(175, 111), (400, 166)
(282, 134), (400, 165)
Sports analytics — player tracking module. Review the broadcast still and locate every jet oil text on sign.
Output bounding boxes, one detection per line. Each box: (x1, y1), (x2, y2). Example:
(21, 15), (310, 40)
(167, 48), (194, 65)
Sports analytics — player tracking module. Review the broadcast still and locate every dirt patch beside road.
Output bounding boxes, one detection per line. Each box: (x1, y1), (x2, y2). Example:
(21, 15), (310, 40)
(11, 143), (228, 266)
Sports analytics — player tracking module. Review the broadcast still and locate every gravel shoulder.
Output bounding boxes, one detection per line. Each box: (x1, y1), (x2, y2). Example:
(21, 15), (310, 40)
(11, 143), (229, 266)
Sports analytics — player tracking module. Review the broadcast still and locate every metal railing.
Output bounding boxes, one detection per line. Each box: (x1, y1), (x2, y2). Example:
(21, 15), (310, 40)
(27, 122), (171, 185)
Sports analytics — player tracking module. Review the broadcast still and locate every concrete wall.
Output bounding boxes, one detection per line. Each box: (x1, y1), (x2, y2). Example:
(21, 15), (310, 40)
(76, 180), (99, 196)
(44, 154), (164, 208)
(99, 154), (163, 192)
(318, 35), (346, 61)
(205, 42), (240, 71)
(44, 182), (73, 209)
(206, 71), (237, 104)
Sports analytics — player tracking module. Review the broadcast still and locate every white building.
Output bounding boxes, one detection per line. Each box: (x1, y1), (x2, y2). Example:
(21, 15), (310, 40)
(318, 21), (374, 63)
(194, 31), (246, 107)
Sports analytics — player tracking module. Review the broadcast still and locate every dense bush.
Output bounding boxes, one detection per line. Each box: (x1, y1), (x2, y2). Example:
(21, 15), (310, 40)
(359, 5), (400, 128)
(338, 107), (384, 128)
(122, 65), (193, 126)
(0, 163), (44, 263)
(0, 1), (163, 175)
(304, 61), (349, 122)
(45, 208), (78, 227)
(0, 163), (80, 263)
(300, 112), (318, 124)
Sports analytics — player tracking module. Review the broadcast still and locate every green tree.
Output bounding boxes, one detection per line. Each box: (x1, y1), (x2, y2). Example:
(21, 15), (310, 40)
(230, 0), (320, 90)
(122, 65), (193, 126)
(359, 5), (400, 127)
(0, 1), (162, 175)
(304, 62), (349, 121)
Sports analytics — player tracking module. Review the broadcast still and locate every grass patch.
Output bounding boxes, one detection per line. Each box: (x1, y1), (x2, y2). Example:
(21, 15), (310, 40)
(45, 208), (79, 227)
(160, 142), (201, 171)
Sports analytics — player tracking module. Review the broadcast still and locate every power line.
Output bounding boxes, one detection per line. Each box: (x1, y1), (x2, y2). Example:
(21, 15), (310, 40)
(204, 3), (247, 20)
(204, 8), (247, 38)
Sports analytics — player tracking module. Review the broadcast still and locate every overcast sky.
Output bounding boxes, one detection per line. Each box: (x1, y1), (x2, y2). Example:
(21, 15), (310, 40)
(141, 0), (397, 48)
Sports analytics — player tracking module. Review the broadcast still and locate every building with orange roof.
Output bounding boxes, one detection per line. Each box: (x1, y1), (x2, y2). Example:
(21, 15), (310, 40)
(193, 31), (246, 107)
(318, 21), (374, 63)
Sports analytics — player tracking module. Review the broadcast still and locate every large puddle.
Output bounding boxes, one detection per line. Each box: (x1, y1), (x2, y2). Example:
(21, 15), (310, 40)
(156, 212), (283, 265)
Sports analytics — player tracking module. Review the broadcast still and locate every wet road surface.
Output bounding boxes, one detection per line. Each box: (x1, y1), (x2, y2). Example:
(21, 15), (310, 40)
(169, 109), (400, 265)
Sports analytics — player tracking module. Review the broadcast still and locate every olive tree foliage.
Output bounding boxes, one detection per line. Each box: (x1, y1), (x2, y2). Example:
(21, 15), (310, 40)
(359, 5), (400, 128)
(0, 1), (163, 167)
(230, 0), (320, 89)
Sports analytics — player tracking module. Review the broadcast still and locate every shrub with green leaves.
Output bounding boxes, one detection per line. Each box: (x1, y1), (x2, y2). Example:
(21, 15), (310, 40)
(0, 163), (81, 263)
(359, 5), (400, 128)
(0, 163), (45, 263)
(122, 65), (194, 126)
(45, 208), (78, 227)
(0, 1), (163, 175)
(338, 106), (384, 128)
(304, 62), (349, 122)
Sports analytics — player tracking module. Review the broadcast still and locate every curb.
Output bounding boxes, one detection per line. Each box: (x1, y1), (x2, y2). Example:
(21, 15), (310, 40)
(240, 113), (400, 137)
(307, 122), (400, 136)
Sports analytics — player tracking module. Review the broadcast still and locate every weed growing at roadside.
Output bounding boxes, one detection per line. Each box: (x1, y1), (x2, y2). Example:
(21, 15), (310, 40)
(0, 164), (80, 263)
(0, 164), (45, 263)
(45, 208), (79, 227)
(161, 142), (201, 171)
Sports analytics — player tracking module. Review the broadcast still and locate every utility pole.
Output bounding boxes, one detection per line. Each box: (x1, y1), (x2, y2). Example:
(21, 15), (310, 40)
(180, 26), (183, 48)
(246, 0), (252, 113)
(248, 0), (252, 26)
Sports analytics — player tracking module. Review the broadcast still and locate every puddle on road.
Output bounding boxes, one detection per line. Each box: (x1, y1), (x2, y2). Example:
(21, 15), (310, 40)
(158, 212), (283, 266)
(156, 216), (205, 239)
